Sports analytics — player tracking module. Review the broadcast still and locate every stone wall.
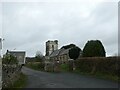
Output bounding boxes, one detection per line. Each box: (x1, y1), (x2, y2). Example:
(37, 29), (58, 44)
(2, 64), (22, 88)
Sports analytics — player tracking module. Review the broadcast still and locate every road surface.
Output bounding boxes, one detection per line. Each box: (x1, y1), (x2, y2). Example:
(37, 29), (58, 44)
(22, 66), (119, 88)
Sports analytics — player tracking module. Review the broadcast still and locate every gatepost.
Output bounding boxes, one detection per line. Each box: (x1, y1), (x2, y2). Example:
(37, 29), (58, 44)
(68, 59), (74, 71)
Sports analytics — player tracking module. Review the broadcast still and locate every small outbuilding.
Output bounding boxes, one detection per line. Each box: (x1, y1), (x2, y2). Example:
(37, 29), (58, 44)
(6, 50), (26, 65)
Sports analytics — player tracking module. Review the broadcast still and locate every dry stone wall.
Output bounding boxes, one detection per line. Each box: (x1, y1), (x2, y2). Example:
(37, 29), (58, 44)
(2, 64), (22, 88)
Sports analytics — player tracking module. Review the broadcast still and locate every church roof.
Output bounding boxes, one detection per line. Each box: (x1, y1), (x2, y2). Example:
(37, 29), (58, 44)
(59, 48), (70, 56)
(50, 49), (61, 57)
(49, 48), (71, 57)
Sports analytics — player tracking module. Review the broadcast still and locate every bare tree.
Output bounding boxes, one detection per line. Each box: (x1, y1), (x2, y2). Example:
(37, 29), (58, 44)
(35, 51), (43, 62)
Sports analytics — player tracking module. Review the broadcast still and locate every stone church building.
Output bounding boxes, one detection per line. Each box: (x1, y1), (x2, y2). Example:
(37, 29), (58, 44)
(45, 40), (81, 64)
(45, 40), (58, 56)
(44, 40), (82, 71)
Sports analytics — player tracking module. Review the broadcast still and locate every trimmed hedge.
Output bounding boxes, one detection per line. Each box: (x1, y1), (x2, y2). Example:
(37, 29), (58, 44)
(75, 57), (120, 76)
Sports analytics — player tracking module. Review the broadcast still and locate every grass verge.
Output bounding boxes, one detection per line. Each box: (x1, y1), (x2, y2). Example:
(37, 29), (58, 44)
(60, 64), (69, 72)
(25, 62), (44, 71)
(73, 70), (119, 83)
(2, 72), (27, 90)
(12, 72), (27, 88)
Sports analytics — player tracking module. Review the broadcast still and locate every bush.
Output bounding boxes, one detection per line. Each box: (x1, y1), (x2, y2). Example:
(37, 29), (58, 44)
(74, 57), (120, 82)
(25, 62), (44, 71)
(69, 46), (81, 60)
(82, 40), (106, 57)
(2, 54), (18, 65)
(6, 72), (27, 88)
(60, 64), (69, 72)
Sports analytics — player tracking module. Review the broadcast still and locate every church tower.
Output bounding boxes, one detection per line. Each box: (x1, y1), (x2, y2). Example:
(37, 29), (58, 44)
(45, 40), (58, 56)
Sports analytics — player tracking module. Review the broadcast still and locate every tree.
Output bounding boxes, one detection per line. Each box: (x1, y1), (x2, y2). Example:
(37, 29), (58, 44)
(35, 51), (43, 62)
(68, 46), (81, 71)
(2, 54), (18, 65)
(69, 46), (81, 60)
(82, 40), (106, 57)
(61, 44), (76, 49)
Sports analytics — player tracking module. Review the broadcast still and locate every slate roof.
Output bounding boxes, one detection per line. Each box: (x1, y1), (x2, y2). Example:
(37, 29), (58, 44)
(59, 48), (70, 56)
(7, 51), (25, 56)
(50, 49), (61, 57)
(50, 48), (70, 57)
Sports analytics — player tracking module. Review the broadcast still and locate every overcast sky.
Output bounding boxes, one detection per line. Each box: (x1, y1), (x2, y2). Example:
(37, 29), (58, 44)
(0, 0), (118, 57)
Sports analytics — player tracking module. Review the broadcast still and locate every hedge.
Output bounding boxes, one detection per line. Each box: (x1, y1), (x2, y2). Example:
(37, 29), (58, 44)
(75, 57), (120, 76)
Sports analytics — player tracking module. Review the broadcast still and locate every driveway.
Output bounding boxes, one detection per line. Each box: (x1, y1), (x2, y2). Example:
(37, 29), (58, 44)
(22, 66), (119, 88)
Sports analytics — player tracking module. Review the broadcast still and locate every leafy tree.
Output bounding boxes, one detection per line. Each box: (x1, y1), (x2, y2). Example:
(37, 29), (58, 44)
(68, 46), (81, 71)
(61, 44), (76, 49)
(82, 40), (106, 57)
(2, 54), (18, 65)
(69, 46), (81, 60)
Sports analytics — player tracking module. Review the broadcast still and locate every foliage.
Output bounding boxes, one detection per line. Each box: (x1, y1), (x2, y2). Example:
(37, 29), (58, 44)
(74, 57), (119, 82)
(75, 57), (119, 76)
(10, 72), (27, 89)
(2, 54), (18, 65)
(69, 46), (81, 60)
(25, 62), (44, 71)
(61, 44), (76, 49)
(60, 64), (69, 72)
(82, 40), (106, 57)
(35, 51), (43, 62)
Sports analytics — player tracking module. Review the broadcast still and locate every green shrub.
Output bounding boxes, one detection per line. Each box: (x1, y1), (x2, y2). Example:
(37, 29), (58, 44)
(2, 54), (18, 65)
(9, 72), (27, 88)
(82, 40), (106, 57)
(75, 57), (120, 82)
(60, 63), (69, 72)
(25, 62), (44, 71)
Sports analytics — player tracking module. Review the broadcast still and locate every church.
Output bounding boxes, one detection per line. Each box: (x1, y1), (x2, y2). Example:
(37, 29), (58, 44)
(45, 40), (81, 64)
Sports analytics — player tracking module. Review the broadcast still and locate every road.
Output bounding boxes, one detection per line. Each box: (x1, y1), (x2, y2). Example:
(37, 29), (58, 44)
(22, 66), (119, 88)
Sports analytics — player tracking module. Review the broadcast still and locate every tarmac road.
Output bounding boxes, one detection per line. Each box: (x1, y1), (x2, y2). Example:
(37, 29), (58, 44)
(22, 66), (119, 88)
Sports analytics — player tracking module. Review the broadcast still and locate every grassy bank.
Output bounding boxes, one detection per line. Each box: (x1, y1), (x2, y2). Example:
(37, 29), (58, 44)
(11, 72), (27, 88)
(59, 63), (119, 82)
(25, 62), (44, 71)
(9, 73), (27, 89)
(2, 72), (27, 90)
(73, 69), (119, 83)
(73, 57), (120, 83)
(25, 62), (119, 82)
(60, 63), (69, 72)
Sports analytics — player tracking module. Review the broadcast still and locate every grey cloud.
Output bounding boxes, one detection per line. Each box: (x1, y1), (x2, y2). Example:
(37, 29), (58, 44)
(2, 1), (118, 57)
